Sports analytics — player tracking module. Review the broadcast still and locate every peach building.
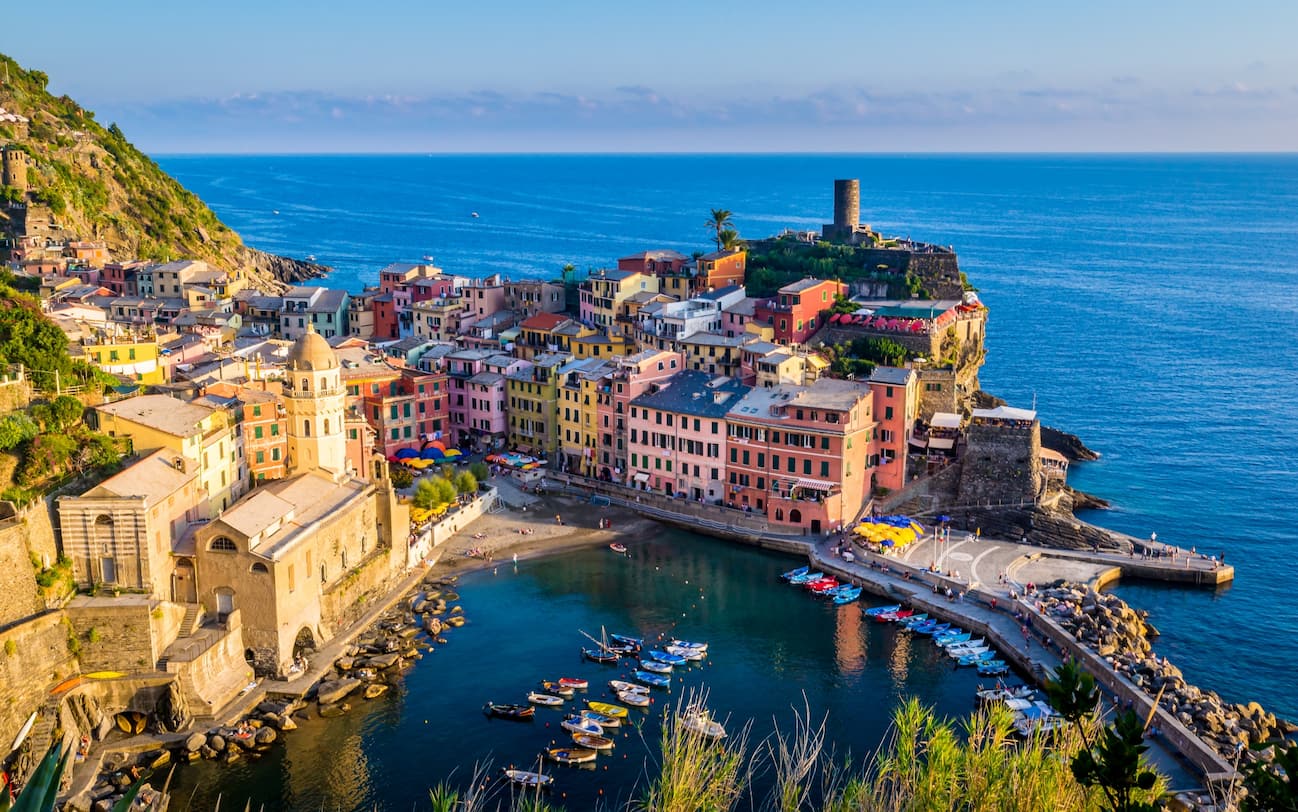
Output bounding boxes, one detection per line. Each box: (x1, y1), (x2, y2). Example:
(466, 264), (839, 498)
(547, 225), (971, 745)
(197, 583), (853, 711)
(867, 366), (919, 492)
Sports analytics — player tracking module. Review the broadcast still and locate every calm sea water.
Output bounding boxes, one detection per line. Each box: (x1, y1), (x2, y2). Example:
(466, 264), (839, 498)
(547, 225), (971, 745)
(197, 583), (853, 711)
(159, 153), (1298, 718)
(168, 531), (989, 810)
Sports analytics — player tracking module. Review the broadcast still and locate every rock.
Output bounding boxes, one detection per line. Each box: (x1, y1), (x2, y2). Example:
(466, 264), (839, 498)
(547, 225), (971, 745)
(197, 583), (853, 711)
(95, 715), (114, 741)
(413, 599), (427, 614)
(316, 678), (362, 705)
(225, 748), (241, 763)
(255, 726), (277, 746)
(447, 616), (465, 627)
(208, 734), (226, 753)
(366, 652), (401, 669)
(450, 605), (464, 615)
(261, 712), (281, 729)
(200, 745), (216, 760)
(336, 657), (355, 671)
(318, 703), (347, 718)
(92, 800), (113, 812)
(184, 732), (207, 752)
(278, 715), (297, 731)
(247, 719), (263, 729)
(364, 684), (389, 699)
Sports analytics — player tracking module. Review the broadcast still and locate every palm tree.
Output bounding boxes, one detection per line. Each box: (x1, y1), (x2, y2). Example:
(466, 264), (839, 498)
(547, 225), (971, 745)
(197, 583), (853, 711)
(705, 208), (734, 250)
(718, 229), (744, 251)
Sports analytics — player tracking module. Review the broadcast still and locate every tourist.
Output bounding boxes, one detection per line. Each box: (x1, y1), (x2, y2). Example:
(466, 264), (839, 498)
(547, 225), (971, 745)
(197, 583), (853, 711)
(990, 597), (997, 611)
(555, 514), (563, 525)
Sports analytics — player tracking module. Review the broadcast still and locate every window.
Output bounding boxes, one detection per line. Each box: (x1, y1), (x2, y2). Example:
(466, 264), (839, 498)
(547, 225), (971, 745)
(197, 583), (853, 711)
(885, 406), (894, 420)
(803, 459), (812, 475)
(209, 537), (237, 552)
(256, 451), (265, 464)
(820, 461), (830, 477)
(253, 405), (262, 417)
(251, 562), (269, 574)
(254, 426), (263, 439)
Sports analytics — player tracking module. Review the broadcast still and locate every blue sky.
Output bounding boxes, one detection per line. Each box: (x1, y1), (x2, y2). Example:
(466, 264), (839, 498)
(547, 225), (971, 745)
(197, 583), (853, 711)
(5, 0), (1297, 152)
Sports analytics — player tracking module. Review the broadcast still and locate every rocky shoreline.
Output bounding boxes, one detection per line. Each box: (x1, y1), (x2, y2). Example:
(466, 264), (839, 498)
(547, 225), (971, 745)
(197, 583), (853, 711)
(1037, 582), (1295, 766)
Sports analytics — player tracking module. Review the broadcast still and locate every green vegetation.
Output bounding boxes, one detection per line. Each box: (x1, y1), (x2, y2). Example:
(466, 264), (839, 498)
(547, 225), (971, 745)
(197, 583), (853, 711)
(823, 336), (911, 379)
(413, 476), (458, 510)
(0, 281), (107, 393)
(1242, 738), (1298, 810)
(3, 639), (15, 657)
(453, 471), (478, 495)
(469, 461), (490, 483)
(745, 236), (929, 299)
(0, 52), (258, 275)
(388, 466), (414, 489)
(705, 208), (735, 251)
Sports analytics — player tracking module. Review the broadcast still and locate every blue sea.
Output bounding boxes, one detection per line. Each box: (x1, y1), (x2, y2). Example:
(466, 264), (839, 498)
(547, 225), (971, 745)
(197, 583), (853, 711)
(161, 154), (1298, 725)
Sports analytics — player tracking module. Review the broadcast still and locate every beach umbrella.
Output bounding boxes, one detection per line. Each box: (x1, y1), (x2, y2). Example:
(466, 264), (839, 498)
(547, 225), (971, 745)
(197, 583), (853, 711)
(386, 454), (400, 463)
(395, 448), (418, 459)
(880, 539), (895, 548)
(937, 515), (951, 523)
(421, 447), (445, 459)
(444, 449), (463, 458)
(430, 441), (447, 451)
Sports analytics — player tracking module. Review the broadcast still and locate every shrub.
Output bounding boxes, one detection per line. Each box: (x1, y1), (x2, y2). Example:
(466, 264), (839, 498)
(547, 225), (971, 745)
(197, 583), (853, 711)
(388, 466), (414, 489)
(452, 471), (478, 495)
(469, 461), (490, 482)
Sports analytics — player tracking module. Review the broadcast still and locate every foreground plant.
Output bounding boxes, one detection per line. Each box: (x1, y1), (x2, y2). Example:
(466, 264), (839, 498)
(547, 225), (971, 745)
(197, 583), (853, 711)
(639, 689), (749, 812)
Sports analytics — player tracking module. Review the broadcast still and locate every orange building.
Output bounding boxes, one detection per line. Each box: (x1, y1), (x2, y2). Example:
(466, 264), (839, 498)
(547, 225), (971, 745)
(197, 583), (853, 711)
(724, 379), (875, 534)
(696, 248), (746, 290)
(201, 383), (289, 484)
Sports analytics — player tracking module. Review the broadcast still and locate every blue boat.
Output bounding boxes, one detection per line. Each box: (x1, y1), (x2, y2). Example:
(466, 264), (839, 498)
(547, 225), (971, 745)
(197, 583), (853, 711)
(935, 631), (970, 647)
(788, 571), (824, 585)
(647, 650), (687, 666)
(609, 633), (643, 649)
(958, 651), (995, 666)
(900, 613), (930, 628)
(914, 623), (951, 636)
(977, 661), (1010, 677)
(832, 586), (862, 605)
(633, 670), (670, 687)
(781, 566), (810, 581)
(669, 639), (708, 653)
(863, 604), (902, 616)
(639, 659), (672, 674)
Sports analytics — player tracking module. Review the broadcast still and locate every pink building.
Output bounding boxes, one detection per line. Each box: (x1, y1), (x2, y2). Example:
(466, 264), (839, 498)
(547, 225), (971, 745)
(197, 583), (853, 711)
(722, 297), (756, 338)
(627, 369), (749, 501)
(866, 367), (919, 492)
(593, 349), (684, 481)
(446, 348), (522, 449)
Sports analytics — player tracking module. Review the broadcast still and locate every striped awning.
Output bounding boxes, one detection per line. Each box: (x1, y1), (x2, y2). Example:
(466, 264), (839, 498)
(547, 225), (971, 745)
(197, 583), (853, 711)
(633, 471), (651, 483)
(795, 477), (836, 491)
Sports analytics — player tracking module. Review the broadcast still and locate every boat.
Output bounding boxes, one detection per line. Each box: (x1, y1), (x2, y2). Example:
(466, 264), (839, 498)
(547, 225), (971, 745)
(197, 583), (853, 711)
(900, 613), (930, 628)
(546, 747), (598, 765)
(948, 646), (990, 661)
(914, 623), (951, 636)
(572, 732), (615, 750)
(957, 651), (996, 666)
(781, 565), (810, 581)
(561, 715), (603, 735)
(977, 661), (1010, 677)
(787, 571), (823, 584)
(272, 209), (280, 215)
(976, 684), (1036, 705)
(647, 650), (687, 666)
(876, 609), (914, 622)
(83, 671), (125, 679)
(665, 645), (705, 661)
(586, 701), (628, 719)
(832, 586), (863, 605)
(610, 680), (649, 694)
(609, 543), (628, 554)
(11, 711), (36, 751)
(541, 681), (575, 698)
(606, 642), (639, 656)
(830, 583), (861, 604)
(617, 690), (650, 707)
(670, 639), (708, 653)
(558, 677), (588, 690)
(583, 647), (619, 664)
(639, 659), (672, 674)
(935, 632), (971, 647)
(580, 709), (621, 729)
(527, 692), (565, 707)
(483, 702), (535, 721)
(471, 212), (480, 218)
(680, 709), (726, 740)
(863, 604), (902, 617)
(503, 769), (553, 788)
(305, 254), (316, 261)
(609, 634), (643, 649)
(946, 637), (986, 653)
(805, 578), (839, 592)
(633, 670), (670, 688)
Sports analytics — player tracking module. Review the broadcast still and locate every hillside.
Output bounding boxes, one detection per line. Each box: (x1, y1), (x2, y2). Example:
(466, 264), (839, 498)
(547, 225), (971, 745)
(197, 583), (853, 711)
(0, 52), (325, 291)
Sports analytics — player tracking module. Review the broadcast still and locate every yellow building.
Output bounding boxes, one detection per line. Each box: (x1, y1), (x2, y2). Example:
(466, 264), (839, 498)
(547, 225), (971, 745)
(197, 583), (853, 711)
(579, 269), (659, 335)
(570, 332), (634, 360)
(556, 357), (610, 476)
(81, 331), (167, 385)
(95, 394), (246, 516)
(506, 353), (566, 457)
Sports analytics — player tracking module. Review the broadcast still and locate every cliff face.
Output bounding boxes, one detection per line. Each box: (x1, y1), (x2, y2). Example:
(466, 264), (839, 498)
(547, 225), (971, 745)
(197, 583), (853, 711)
(0, 53), (325, 292)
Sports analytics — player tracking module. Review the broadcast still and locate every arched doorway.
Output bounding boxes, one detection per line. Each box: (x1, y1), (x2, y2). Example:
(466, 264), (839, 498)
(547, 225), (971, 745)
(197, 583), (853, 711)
(293, 627), (317, 670)
(172, 558), (197, 603)
(94, 514), (117, 584)
(789, 508), (802, 525)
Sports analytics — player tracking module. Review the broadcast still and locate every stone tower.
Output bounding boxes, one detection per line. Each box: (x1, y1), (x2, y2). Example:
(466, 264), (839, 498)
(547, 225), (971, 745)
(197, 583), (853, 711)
(1, 145), (29, 193)
(283, 324), (347, 477)
(833, 179), (860, 232)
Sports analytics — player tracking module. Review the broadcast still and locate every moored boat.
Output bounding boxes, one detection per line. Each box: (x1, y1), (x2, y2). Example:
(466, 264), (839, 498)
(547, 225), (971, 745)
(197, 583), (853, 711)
(610, 680), (649, 694)
(503, 769), (553, 788)
(609, 634), (643, 649)
(863, 604), (902, 617)
(572, 732), (615, 750)
(647, 649), (687, 666)
(680, 709), (726, 740)
(957, 651), (995, 667)
(561, 715), (603, 735)
(633, 670), (670, 687)
(617, 690), (650, 707)
(583, 647), (619, 664)
(914, 622), (951, 636)
(484, 702), (535, 721)
(788, 571), (823, 584)
(900, 613), (930, 628)
(977, 661), (1010, 677)
(541, 681), (575, 698)
(580, 709), (621, 728)
(528, 691), (565, 706)
(665, 644), (705, 661)
(639, 659), (672, 674)
(609, 543), (628, 554)
(558, 677), (588, 690)
(935, 632), (971, 647)
(831, 586), (862, 605)
(781, 565), (810, 581)
(670, 639), (708, 652)
(546, 746), (598, 765)
(586, 701), (628, 719)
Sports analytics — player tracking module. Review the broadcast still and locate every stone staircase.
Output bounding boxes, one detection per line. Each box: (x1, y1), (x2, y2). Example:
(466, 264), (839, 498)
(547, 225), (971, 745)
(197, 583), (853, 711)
(25, 695), (62, 761)
(178, 603), (204, 638)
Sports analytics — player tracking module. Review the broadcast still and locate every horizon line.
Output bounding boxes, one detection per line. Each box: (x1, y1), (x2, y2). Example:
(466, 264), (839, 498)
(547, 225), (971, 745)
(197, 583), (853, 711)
(151, 149), (1298, 159)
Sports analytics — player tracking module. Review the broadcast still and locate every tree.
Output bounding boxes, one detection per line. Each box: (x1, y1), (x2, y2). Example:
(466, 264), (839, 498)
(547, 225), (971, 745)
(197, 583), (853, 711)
(412, 479), (440, 509)
(50, 395), (84, 430)
(705, 208), (734, 250)
(388, 466), (414, 489)
(1044, 660), (1161, 812)
(469, 461), (490, 482)
(453, 471), (478, 495)
(718, 228), (744, 251)
(0, 413), (38, 451)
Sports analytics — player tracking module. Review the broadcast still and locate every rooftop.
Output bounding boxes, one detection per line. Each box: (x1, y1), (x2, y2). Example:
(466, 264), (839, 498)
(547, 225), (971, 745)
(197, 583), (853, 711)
(80, 449), (197, 504)
(696, 284), (744, 302)
(680, 332), (745, 348)
(868, 366), (916, 386)
(97, 394), (218, 437)
(779, 277), (832, 294)
(620, 249), (687, 263)
(631, 370), (750, 419)
(219, 471), (371, 559)
(973, 405), (1037, 422)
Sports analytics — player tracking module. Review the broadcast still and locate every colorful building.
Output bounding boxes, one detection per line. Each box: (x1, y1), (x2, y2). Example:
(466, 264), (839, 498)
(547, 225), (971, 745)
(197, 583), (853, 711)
(80, 328), (167, 385)
(753, 277), (845, 345)
(579, 269), (659, 334)
(506, 353), (567, 458)
(866, 366), (919, 493)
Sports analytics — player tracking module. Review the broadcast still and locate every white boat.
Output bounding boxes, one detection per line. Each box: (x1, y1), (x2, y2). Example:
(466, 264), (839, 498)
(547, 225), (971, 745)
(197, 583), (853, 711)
(503, 769), (553, 788)
(609, 680), (649, 695)
(666, 645), (705, 661)
(680, 709), (726, 740)
(670, 639), (708, 653)
(617, 690), (650, 707)
(561, 715), (603, 735)
(10, 711), (36, 752)
(527, 691), (565, 706)
(471, 212), (480, 218)
(947, 646), (989, 660)
(640, 660), (672, 674)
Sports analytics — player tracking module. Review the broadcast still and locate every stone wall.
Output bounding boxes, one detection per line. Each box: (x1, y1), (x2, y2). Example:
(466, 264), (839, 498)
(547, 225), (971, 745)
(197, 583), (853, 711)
(0, 378), (31, 414)
(166, 610), (251, 720)
(0, 500), (62, 627)
(915, 367), (958, 421)
(64, 596), (161, 673)
(319, 545), (406, 643)
(0, 611), (78, 755)
(956, 420), (1043, 506)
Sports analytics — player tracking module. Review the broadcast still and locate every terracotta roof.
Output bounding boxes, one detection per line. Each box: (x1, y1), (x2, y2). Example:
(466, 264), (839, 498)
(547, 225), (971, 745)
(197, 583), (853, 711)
(520, 312), (570, 331)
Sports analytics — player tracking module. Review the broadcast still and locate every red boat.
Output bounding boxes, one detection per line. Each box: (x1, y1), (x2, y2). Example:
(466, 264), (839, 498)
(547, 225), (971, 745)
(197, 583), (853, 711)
(804, 578), (836, 590)
(609, 543), (628, 554)
(808, 579), (841, 594)
(875, 609), (915, 623)
(558, 677), (588, 690)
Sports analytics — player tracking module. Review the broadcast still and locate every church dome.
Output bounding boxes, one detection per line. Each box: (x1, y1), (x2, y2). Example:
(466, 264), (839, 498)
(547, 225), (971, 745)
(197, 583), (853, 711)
(286, 325), (338, 371)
